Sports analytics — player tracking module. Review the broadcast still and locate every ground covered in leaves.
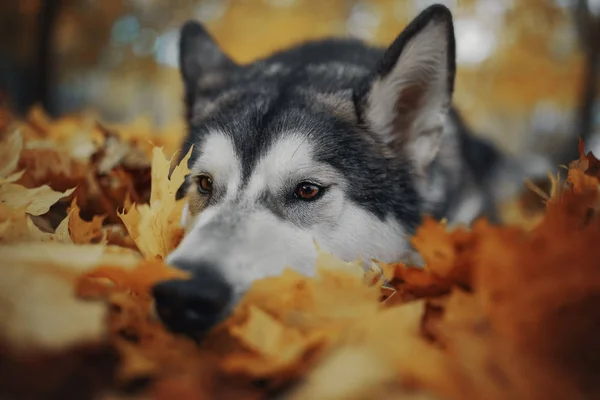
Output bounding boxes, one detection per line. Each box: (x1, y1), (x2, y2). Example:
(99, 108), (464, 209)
(0, 107), (599, 400)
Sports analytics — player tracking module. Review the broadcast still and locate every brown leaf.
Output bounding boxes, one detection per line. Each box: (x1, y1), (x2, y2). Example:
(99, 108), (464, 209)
(66, 197), (106, 244)
(410, 217), (476, 288)
(16, 144), (86, 191)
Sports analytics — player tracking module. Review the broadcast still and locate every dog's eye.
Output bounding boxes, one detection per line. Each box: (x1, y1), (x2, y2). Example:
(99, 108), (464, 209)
(294, 182), (322, 201)
(196, 175), (213, 195)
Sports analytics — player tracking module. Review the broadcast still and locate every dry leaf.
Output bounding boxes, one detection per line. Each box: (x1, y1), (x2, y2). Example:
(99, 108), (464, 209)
(119, 146), (191, 259)
(287, 346), (400, 400)
(0, 243), (138, 353)
(0, 130), (22, 179)
(224, 306), (323, 378)
(0, 183), (75, 216)
(410, 218), (475, 288)
(16, 143), (86, 190)
(571, 138), (600, 180)
(77, 259), (190, 299)
(0, 131), (76, 216)
(54, 211), (73, 243)
(383, 262), (453, 305)
(66, 197), (107, 244)
(0, 204), (55, 243)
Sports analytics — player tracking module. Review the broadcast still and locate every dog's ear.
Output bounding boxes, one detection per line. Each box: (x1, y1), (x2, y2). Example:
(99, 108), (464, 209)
(357, 5), (456, 175)
(179, 20), (236, 91)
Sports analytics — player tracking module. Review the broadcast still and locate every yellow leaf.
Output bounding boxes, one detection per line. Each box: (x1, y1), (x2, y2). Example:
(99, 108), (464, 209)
(119, 147), (192, 259)
(229, 306), (310, 361)
(287, 346), (397, 400)
(0, 242), (139, 353)
(0, 170), (25, 184)
(66, 198), (106, 244)
(0, 183), (75, 216)
(224, 305), (329, 379)
(314, 242), (365, 279)
(0, 204), (54, 243)
(53, 212), (73, 244)
(0, 130), (22, 179)
(290, 302), (450, 400)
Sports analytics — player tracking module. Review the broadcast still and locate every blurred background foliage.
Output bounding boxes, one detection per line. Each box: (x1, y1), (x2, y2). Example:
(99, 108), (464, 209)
(0, 0), (599, 165)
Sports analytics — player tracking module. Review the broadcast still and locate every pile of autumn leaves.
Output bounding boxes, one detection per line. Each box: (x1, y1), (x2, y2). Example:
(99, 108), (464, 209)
(1, 107), (600, 400)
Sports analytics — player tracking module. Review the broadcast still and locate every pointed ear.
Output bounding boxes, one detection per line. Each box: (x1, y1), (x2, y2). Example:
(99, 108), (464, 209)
(179, 20), (236, 91)
(357, 5), (456, 175)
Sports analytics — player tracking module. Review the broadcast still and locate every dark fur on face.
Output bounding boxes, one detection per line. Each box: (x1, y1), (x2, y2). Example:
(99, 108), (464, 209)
(176, 5), (500, 233)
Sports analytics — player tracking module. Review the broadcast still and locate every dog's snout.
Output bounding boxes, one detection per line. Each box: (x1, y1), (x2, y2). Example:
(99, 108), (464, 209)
(152, 266), (232, 334)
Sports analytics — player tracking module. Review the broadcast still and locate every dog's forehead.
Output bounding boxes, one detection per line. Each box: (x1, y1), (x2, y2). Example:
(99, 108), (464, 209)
(192, 132), (242, 191)
(244, 133), (340, 197)
(250, 133), (315, 178)
(190, 91), (353, 173)
(192, 129), (336, 192)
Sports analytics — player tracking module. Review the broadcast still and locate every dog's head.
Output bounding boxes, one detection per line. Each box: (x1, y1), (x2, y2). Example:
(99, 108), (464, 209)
(153, 5), (456, 336)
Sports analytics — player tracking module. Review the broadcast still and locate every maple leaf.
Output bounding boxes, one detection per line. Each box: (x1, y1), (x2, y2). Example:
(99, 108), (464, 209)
(65, 198), (106, 244)
(0, 130), (76, 218)
(16, 144), (87, 190)
(119, 146), (192, 259)
(224, 306), (324, 378)
(288, 301), (451, 400)
(410, 217), (476, 288)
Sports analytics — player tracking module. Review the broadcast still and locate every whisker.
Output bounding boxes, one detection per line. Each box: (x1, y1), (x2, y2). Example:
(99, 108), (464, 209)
(291, 136), (310, 159)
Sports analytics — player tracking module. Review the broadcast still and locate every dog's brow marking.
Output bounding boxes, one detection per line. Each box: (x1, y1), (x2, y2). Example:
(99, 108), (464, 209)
(193, 131), (242, 199)
(244, 134), (317, 199)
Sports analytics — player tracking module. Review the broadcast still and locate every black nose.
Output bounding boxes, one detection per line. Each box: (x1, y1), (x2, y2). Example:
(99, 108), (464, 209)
(152, 266), (232, 334)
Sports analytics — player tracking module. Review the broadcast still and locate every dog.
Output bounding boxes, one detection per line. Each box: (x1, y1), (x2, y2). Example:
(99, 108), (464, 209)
(153, 4), (516, 336)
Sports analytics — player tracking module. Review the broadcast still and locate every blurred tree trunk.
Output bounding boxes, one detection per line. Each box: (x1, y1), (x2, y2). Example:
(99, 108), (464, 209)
(33, 0), (62, 116)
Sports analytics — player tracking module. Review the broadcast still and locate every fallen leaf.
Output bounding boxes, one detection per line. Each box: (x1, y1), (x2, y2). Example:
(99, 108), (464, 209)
(224, 306), (325, 378)
(54, 211), (73, 243)
(571, 138), (600, 180)
(119, 146), (192, 259)
(0, 204), (55, 243)
(77, 259), (189, 299)
(0, 183), (75, 216)
(0, 242), (138, 353)
(66, 198), (106, 244)
(0, 130), (22, 179)
(16, 143), (86, 190)
(409, 217), (475, 288)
